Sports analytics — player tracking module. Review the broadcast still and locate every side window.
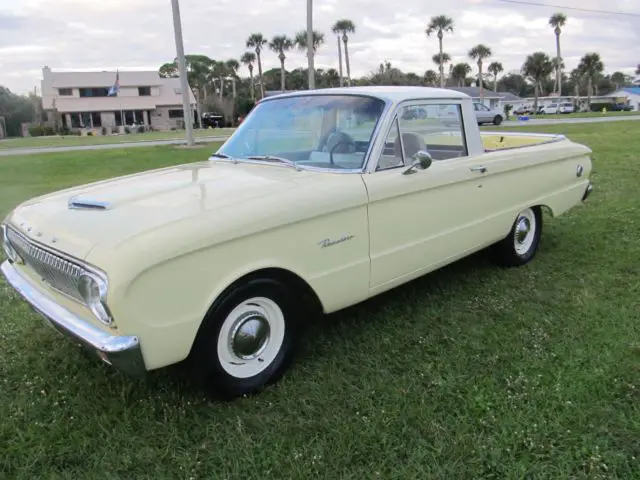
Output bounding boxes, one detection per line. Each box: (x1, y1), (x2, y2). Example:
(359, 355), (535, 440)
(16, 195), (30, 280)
(376, 117), (405, 171)
(396, 103), (467, 161)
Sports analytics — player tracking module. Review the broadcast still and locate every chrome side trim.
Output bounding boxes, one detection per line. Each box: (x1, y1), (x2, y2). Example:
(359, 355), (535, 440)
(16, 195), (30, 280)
(1, 260), (146, 376)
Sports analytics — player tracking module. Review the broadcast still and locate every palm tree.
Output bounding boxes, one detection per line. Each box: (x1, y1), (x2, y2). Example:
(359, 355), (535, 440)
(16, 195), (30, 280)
(425, 15), (455, 88)
(295, 30), (325, 56)
(432, 52), (451, 79)
(578, 53), (604, 109)
(246, 33), (268, 98)
(570, 68), (582, 97)
(269, 35), (294, 92)
(522, 52), (554, 110)
(332, 20), (356, 87)
(549, 13), (567, 96)
(240, 52), (256, 100)
(226, 59), (240, 99)
(488, 61), (504, 92)
(451, 63), (472, 87)
(468, 44), (492, 98)
(424, 70), (438, 86)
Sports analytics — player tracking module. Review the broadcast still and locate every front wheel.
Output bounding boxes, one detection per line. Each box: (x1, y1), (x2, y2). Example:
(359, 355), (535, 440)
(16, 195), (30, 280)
(188, 277), (301, 399)
(493, 115), (503, 125)
(490, 207), (542, 267)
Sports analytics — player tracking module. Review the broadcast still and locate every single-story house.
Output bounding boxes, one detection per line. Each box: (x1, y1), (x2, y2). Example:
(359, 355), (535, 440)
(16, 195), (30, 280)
(604, 87), (640, 110)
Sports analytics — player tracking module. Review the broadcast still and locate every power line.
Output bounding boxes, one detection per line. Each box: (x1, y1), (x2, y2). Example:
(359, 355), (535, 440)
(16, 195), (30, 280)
(491, 0), (640, 17)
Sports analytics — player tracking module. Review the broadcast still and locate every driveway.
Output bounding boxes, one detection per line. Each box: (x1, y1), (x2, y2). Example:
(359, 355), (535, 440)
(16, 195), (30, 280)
(0, 135), (231, 157)
(502, 115), (640, 127)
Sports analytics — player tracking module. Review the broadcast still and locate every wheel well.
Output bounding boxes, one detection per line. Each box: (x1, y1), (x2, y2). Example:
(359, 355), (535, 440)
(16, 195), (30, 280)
(536, 204), (554, 217)
(219, 267), (324, 318)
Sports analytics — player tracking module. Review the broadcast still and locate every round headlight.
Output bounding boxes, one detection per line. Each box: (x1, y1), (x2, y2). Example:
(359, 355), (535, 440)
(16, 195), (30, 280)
(78, 272), (113, 325)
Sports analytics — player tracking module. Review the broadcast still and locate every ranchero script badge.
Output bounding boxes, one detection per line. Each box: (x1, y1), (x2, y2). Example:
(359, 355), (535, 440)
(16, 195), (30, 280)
(318, 234), (355, 248)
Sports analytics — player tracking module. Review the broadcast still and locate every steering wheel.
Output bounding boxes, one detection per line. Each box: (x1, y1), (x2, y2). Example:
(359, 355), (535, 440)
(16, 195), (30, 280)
(326, 131), (357, 166)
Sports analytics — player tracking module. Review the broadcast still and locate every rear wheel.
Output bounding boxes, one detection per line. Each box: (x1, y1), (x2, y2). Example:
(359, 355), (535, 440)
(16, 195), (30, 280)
(490, 207), (542, 267)
(188, 277), (301, 399)
(493, 115), (503, 125)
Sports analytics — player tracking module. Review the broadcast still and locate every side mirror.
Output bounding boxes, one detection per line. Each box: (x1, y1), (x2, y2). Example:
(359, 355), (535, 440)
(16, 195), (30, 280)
(403, 150), (433, 175)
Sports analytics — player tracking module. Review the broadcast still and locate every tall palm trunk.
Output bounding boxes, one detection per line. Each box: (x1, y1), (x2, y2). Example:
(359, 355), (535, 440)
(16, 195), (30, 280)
(478, 61), (484, 99)
(494, 74), (498, 92)
(248, 65), (255, 100)
(533, 82), (539, 110)
(257, 50), (265, 98)
(279, 53), (286, 92)
(342, 34), (351, 87)
(438, 31), (444, 88)
(555, 28), (562, 96)
(587, 77), (592, 108)
(337, 35), (344, 87)
(219, 77), (225, 98)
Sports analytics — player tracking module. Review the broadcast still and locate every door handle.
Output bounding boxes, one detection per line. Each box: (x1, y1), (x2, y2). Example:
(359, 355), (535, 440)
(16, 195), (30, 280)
(470, 165), (487, 173)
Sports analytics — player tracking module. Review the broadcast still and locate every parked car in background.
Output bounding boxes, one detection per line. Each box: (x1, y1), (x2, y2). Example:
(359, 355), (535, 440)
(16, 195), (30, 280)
(473, 102), (504, 125)
(541, 102), (574, 114)
(1, 86), (593, 399)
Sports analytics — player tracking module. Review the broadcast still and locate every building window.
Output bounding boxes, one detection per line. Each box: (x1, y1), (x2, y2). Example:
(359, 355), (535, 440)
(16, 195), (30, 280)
(58, 88), (72, 96)
(168, 109), (184, 118)
(79, 87), (110, 97)
(138, 86), (151, 96)
(91, 112), (102, 127)
(115, 111), (123, 127)
(70, 113), (81, 128)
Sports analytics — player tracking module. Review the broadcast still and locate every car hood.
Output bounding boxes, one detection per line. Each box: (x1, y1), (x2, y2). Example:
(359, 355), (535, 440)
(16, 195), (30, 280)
(8, 160), (325, 260)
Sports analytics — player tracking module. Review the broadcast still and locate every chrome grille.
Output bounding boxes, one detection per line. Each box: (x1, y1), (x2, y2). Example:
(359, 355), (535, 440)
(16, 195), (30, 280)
(6, 227), (85, 302)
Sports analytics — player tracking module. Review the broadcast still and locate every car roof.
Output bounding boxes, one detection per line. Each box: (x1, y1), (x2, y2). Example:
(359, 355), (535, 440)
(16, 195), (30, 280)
(259, 86), (470, 103)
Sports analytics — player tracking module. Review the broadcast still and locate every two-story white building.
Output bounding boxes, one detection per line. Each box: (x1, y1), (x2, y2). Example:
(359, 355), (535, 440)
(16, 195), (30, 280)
(41, 66), (197, 133)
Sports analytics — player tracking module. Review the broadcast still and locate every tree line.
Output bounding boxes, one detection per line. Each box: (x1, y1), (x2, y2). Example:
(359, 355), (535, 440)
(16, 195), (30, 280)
(158, 13), (638, 122)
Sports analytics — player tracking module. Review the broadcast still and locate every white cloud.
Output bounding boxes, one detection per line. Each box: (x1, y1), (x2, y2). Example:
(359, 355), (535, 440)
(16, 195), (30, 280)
(0, 0), (637, 94)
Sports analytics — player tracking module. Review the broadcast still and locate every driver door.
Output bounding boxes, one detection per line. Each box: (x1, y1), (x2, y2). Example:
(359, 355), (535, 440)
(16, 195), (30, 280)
(362, 100), (492, 292)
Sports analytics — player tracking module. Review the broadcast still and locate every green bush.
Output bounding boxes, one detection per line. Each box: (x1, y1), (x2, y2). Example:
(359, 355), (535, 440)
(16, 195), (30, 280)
(28, 125), (56, 137)
(124, 126), (131, 134)
(137, 125), (145, 133)
(101, 126), (107, 136)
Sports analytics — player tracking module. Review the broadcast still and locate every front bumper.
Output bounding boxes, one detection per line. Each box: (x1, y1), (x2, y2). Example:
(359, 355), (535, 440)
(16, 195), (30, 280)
(1, 260), (146, 376)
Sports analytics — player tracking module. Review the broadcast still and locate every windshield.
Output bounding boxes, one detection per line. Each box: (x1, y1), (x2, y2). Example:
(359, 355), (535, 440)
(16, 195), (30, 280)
(216, 94), (387, 170)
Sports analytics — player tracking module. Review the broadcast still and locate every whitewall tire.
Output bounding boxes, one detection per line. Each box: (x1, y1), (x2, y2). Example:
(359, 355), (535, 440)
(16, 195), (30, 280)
(491, 206), (542, 267)
(189, 277), (300, 399)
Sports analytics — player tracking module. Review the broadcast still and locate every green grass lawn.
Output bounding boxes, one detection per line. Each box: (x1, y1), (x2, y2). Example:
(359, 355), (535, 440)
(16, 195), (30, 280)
(1, 122), (640, 478)
(0, 128), (234, 150)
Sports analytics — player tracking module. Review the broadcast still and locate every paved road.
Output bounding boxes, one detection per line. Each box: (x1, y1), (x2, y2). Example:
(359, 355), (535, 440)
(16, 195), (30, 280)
(0, 135), (231, 157)
(502, 114), (640, 127)
(1, 115), (639, 157)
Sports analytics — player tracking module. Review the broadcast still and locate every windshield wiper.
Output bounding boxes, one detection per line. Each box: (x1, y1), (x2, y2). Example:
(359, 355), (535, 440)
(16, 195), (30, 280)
(246, 155), (301, 171)
(210, 152), (231, 158)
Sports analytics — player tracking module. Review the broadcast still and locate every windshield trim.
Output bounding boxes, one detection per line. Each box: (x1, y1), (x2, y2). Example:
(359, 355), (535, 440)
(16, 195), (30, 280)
(213, 93), (392, 174)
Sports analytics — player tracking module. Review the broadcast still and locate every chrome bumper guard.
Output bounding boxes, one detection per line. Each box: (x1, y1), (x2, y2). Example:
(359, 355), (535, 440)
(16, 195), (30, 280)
(582, 182), (593, 202)
(1, 260), (146, 376)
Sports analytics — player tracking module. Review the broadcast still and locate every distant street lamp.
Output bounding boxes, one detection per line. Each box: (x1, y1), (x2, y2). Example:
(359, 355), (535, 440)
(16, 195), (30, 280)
(306, 0), (315, 89)
(170, 0), (195, 146)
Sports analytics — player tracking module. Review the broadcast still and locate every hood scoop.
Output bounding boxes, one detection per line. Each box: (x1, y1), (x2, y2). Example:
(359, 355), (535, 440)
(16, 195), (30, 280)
(68, 197), (110, 211)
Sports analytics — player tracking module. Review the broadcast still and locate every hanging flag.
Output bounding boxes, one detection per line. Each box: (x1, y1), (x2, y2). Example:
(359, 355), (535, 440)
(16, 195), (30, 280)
(108, 70), (120, 96)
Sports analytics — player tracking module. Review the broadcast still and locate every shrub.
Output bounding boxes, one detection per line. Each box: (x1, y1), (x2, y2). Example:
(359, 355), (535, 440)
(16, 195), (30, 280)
(124, 126), (131, 134)
(137, 125), (145, 133)
(101, 126), (107, 136)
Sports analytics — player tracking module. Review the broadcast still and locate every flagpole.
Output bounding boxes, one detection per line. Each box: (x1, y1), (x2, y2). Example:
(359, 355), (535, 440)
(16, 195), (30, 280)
(170, 0), (194, 146)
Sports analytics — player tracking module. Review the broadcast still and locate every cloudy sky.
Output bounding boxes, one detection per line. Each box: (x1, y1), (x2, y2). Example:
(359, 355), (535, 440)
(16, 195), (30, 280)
(0, 0), (638, 94)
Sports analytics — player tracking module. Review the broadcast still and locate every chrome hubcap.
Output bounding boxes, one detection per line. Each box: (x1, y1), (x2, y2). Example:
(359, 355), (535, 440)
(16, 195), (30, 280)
(230, 312), (271, 360)
(515, 217), (531, 244)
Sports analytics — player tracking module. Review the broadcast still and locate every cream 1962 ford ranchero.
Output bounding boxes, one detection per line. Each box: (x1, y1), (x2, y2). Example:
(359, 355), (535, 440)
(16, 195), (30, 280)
(1, 86), (593, 398)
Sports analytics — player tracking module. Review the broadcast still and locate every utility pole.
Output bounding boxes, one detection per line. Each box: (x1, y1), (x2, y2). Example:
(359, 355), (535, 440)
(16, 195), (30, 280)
(306, 0), (315, 90)
(170, 0), (194, 146)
